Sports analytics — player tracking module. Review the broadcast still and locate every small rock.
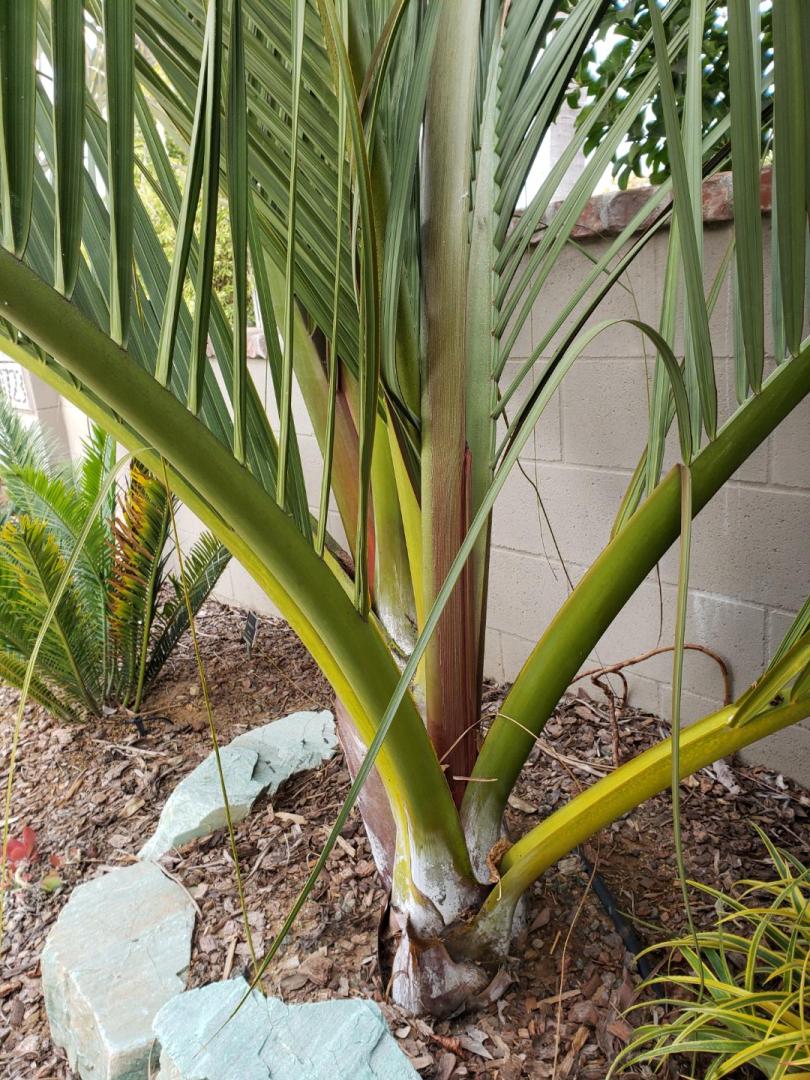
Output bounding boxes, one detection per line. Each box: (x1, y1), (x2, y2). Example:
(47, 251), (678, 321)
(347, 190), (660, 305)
(228, 709), (337, 790)
(139, 745), (263, 860)
(139, 710), (337, 859)
(42, 861), (195, 1080)
(153, 978), (419, 1079)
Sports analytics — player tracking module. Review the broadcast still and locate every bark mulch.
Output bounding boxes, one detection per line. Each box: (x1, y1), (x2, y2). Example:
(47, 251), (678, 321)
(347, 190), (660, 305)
(1, 599), (807, 1078)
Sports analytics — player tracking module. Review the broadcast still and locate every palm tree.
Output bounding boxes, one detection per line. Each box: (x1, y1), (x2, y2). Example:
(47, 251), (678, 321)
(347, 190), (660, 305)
(0, 0), (807, 1014)
(0, 395), (230, 720)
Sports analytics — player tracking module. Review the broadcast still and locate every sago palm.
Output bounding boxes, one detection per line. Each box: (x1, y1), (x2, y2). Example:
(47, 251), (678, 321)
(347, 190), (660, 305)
(0, 0), (808, 1014)
(0, 396), (230, 720)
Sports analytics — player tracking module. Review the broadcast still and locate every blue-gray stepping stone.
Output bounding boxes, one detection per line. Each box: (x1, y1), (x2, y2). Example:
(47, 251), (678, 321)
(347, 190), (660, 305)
(42, 860), (195, 1080)
(153, 978), (418, 1080)
(139, 710), (336, 860)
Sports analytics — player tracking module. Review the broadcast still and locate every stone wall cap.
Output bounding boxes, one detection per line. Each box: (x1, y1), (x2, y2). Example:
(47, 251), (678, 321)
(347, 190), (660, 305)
(532, 167), (772, 244)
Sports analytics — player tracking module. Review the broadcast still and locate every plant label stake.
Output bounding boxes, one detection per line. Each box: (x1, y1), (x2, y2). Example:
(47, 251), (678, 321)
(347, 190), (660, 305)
(243, 611), (259, 657)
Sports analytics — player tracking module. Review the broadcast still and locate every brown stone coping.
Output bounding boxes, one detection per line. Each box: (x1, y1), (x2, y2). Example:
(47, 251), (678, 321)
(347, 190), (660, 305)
(542, 167), (772, 243)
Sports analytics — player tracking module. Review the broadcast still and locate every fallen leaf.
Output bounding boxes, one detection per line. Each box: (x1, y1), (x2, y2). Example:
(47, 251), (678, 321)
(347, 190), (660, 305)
(13, 1034), (39, 1056)
(410, 1055), (433, 1071)
(299, 953), (332, 987)
(538, 988), (580, 1006)
(710, 759), (741, 795)
(5, 826), (36, 867)
(436, 1052), (456, 1080)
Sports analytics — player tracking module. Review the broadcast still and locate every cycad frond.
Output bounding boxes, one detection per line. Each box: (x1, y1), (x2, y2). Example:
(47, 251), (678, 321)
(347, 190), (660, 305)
(0, 392), (59, 521)
(107, 461), (171, 701)
(144, 529), (230, 692)
(0, 515), (102, 712)
(0, 647), (79, 723)
(76, 423), (117, 527)
(3, 464), (108, 585)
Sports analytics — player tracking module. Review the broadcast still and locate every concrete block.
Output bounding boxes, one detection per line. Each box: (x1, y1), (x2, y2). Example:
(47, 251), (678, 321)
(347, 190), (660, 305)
(487, 548), (571, 643)
(492, 462), (632, 566)
(491, 468), (553, 556)
(500, 631), (535, 682)
(248, 364), (314, 439)
(640, 589), (766, 701)
(502, 264), (535, 359)
(766, 607), (800, 663)
(657, 685), (723, 728)
(716, 357), (770, 483)
(223, 560), (280, 618)
(659, 355), (770, 483)
(739, 723), (810, 789)
(498, 360), (562, 462)
(139, 711), (336, 859)
(769, 390), (810, 488)
(656, 224), (734, 357)
(325, 508), (349, 553)
(531, 239), (659, 360)
(621, 671), (664, 716)
(153, 978), (418, 1080)
(297, 431), (329, 509)
(210, 564), (236, 608)
(591, 576), (669, 669)
(42, 861), (195, 1080)
(559, 358), (651, 469)
(657, 484), (810, 610)
(483, 628), (504, 682)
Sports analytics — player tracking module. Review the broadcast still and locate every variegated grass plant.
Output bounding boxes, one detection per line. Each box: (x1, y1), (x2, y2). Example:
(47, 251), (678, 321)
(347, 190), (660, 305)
(612, 830), (810, 1078)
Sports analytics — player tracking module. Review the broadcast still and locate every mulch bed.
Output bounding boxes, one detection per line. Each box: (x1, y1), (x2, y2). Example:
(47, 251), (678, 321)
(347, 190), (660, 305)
(1, 599), (808, 1078)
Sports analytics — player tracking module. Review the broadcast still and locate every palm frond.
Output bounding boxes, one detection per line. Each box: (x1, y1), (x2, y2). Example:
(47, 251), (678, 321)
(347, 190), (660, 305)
(1, 462), (107, 607)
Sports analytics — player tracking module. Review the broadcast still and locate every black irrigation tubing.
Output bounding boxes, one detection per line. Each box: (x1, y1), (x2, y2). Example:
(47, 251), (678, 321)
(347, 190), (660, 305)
(577, 847), (654, 981)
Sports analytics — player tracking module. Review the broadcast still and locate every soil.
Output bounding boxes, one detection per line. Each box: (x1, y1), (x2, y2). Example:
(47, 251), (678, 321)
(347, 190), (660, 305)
(0, 598), (808, 1079)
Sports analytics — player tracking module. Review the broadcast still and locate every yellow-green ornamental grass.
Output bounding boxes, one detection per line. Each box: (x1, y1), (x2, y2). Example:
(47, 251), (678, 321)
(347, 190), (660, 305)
(614, 829), (810, 1078)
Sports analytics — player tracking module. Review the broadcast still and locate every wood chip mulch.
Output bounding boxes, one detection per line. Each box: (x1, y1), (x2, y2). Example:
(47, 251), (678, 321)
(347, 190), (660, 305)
(1, 599), (807, 1078)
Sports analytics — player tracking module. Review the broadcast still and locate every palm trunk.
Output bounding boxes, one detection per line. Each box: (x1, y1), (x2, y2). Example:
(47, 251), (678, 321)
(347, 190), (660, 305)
(421, 0), (481, 802)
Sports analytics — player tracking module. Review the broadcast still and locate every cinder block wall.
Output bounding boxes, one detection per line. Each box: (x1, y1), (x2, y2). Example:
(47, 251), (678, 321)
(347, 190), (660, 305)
(54, 174), (810, 784)
(488, 229), (809, 782)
